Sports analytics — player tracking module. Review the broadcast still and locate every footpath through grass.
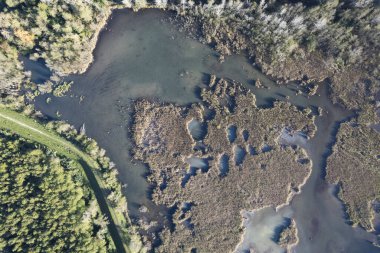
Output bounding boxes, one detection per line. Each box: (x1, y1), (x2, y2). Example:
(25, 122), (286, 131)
(0, 106), (134, 253)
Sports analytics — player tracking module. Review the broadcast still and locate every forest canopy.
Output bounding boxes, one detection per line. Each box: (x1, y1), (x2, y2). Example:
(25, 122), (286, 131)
(0, 129), (115, 253)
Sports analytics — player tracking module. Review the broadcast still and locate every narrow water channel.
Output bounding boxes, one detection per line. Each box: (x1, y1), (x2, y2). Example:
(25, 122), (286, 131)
(32, 9), (379, 253)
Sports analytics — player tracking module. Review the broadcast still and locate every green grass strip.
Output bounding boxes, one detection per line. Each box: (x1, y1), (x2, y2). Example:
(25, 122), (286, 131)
(0, 106), (135, 253)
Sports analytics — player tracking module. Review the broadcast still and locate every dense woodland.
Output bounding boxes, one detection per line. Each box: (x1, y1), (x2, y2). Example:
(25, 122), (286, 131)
(0, 129), (115, 253)
(0, 0), (379, 251)
(0, 92), (143, 251)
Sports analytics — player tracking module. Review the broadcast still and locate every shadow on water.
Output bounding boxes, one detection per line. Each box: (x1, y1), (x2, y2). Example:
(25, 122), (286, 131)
(271, 217), (292, 243)
(187, 119), (207, 141)
(234, 145), (246, 166)
(145, 180), (157, 201)
(227, 125), (237, 143)
(166, 204), (178, 233)
(242, 129), (249, 141)
(78, 160), (126, 253)
(248, 145), (258, 156)
(319, 115), (356, 178)
(181, 167), (198, 188)
(27, 8), (380, 253)
(289, 83), (380, 253)
(219, 153), (229, 177)
(330, 183), (352, 224)
(373, 200), (380, 235)
(21, 56), (51, 84)
(257, 97), (276, 109)
(193, 86), (203, 101)
(200, 72), (211, 85)
(261, 144), (273, 153)
(203, 107), (216, 121)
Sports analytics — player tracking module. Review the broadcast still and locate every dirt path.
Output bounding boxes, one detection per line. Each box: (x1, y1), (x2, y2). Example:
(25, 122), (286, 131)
(0, 107), (135, 253)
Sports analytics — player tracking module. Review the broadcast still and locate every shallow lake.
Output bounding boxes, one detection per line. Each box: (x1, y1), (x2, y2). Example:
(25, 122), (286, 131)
(33, 9), (379, 253)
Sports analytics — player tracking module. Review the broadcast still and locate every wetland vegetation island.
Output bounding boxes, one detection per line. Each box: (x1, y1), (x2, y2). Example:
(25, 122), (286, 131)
(0, 0), (379, 252)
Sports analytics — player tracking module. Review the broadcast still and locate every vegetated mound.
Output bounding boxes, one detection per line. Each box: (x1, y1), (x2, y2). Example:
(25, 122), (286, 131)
(278, 219), (298, 249)
(0, 130), (115, 253)
(132, 77), (315, 252)
(326, 122), (380, 232)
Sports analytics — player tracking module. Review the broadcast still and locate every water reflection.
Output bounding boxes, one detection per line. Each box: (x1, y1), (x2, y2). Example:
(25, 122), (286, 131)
(29, 9), (380, 253)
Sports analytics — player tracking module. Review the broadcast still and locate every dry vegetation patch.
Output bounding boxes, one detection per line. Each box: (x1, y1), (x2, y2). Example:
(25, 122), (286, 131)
(326, 123), (380, 231)
(132, 77), (315, 252)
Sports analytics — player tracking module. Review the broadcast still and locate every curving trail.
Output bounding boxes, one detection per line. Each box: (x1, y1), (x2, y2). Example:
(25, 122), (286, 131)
(0, 106), (137, 253)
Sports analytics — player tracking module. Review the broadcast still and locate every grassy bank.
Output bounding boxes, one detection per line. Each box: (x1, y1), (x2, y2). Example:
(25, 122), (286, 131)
(0, 106), (142, 253)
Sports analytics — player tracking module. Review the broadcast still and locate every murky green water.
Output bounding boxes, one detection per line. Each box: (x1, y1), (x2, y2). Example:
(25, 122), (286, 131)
(33, 9), (379, 253)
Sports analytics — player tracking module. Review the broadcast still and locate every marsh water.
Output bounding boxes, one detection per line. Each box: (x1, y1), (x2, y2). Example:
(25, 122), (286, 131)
(32, 9), (379, 253)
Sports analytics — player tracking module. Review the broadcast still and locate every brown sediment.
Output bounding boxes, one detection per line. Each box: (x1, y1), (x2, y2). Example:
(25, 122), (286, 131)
(326, 122), (380, 232)
(132, 77), (315, 252)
